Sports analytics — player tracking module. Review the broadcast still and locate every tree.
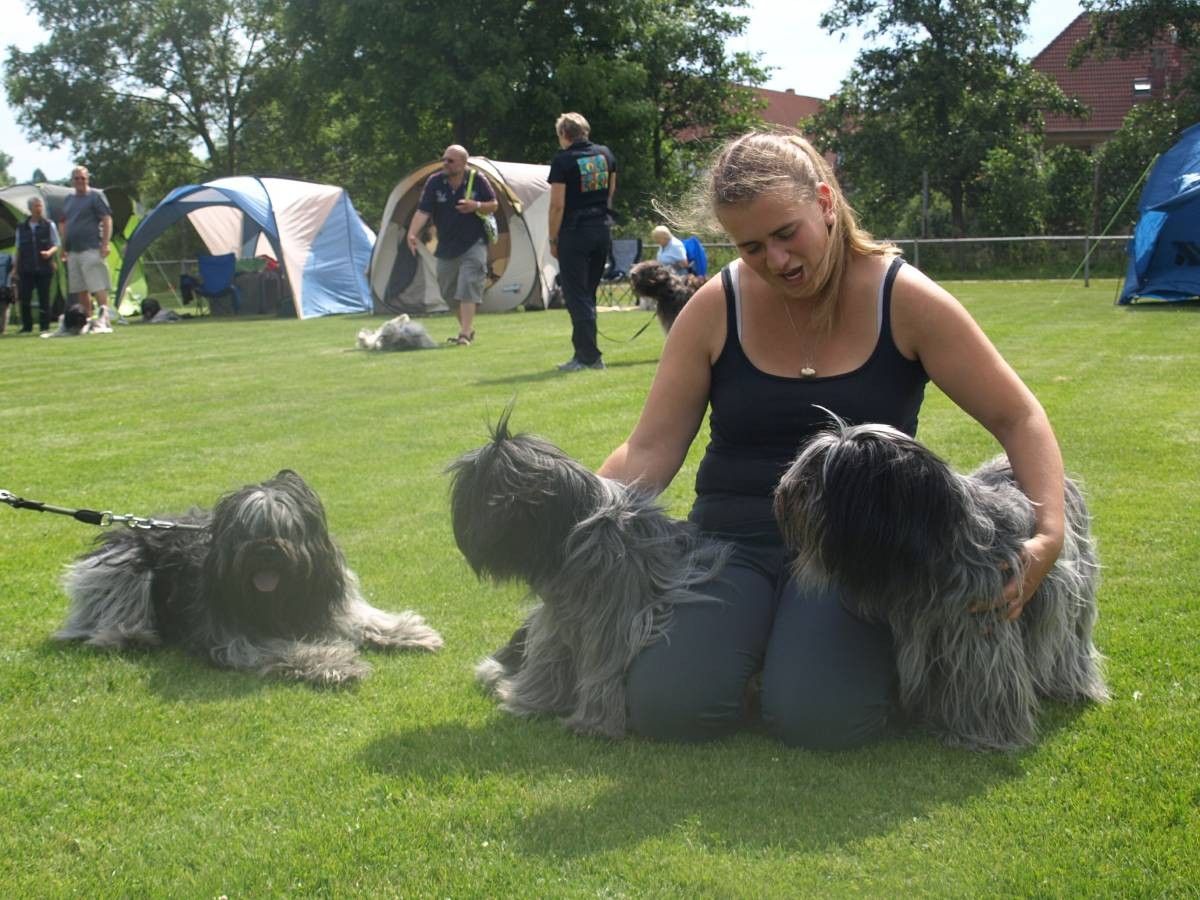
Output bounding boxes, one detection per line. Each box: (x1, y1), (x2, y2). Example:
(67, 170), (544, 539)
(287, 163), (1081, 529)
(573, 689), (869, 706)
(0, 151), (13, 186)
(1095, 100), (1181, 232)
(4, 0), (298, 189)
(807, 1), (1081, 235)
(1040, 145), (1094, 235)
(282, 0), (765, 218)
(973, 138), (1044, 236)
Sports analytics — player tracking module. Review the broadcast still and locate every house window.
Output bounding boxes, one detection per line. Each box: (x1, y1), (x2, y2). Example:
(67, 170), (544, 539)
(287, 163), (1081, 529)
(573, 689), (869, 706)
(1133, 77), (1153, 97)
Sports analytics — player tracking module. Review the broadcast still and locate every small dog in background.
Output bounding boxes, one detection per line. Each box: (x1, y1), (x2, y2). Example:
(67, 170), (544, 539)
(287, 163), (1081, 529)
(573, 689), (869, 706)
(447, 409), (730, 738)
(356, 314), (438, 351)
(56, 470), (443, 684)
(629, 260), (703, 333)
(773, 417), (1107, 750)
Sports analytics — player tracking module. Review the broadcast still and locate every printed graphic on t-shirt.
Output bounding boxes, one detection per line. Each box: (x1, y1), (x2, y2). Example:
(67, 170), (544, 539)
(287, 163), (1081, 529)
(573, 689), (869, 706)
(576, 155), (610, 192)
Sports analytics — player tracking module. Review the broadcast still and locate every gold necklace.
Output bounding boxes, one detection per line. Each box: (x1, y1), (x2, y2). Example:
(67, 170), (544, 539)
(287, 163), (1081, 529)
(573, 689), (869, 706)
(779, 299), (818, 379)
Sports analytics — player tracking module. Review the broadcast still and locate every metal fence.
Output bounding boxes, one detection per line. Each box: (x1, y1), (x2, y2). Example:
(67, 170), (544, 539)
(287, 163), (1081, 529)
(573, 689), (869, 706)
(141, 236), (1131, 312)
(597, 233), (1130, 307)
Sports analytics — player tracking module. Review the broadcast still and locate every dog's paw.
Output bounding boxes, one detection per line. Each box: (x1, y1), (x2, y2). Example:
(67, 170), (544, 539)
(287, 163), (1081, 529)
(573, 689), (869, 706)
(358, 610), (444, 652)
(474, 656), (508, 692)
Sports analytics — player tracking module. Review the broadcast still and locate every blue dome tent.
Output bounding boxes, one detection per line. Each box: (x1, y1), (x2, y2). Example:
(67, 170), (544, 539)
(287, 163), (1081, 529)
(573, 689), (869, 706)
(1120, 123), (1200, 304)
(116, 177), (375, 318)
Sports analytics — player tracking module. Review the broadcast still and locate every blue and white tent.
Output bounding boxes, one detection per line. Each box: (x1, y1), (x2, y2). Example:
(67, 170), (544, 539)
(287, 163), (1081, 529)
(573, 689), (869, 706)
(116, 177), (375, 318)
(1120, 123), (1200, 304)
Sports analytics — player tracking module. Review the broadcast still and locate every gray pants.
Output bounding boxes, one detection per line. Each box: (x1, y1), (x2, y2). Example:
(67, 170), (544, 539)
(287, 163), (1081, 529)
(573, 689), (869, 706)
(625, 496), (896, 749)
(436, 240), (487, 305)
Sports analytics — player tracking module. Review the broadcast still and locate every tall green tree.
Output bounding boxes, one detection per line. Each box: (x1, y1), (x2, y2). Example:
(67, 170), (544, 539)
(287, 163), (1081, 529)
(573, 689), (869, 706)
(282, 0), (764, 218)
(0, 150), (13, 186)
(4, 0), (297, 189)
(807, 0), (1080, 235)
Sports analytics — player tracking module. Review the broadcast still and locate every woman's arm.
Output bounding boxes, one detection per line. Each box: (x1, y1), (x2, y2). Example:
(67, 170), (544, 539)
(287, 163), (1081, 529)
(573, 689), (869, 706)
(547, 183), (565, 259)
(597, 277), (725, 492)
(893, 267), (1065, 619)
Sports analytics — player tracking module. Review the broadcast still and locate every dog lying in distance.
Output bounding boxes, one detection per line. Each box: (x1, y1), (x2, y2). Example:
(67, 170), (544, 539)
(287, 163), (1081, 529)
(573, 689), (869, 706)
(357, 314), (438, 351)
(447, 410), (730, 738)
(773, 417), (1107, 750)
(56, 470), (443, 684)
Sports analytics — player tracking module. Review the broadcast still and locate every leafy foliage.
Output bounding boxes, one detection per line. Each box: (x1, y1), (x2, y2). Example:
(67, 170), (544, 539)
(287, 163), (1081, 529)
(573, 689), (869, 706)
(807, 1), (1082, 236)
(5, 0), (302, 190)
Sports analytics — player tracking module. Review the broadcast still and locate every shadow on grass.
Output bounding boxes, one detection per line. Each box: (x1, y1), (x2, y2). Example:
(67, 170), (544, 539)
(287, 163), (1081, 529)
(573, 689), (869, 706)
(471, 357), (659, 387)
(356, 710), (1079, 856)
(35, 637), (279, 702)
(1120, 298), (1200, 312)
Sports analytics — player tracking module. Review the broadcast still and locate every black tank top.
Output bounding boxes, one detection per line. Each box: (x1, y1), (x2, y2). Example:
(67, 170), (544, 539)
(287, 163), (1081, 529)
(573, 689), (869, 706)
(694, 256), (928, 501)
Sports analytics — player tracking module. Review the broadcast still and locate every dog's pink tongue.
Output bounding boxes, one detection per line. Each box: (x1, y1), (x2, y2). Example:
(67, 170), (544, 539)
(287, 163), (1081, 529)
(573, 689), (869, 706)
(253, 570), (281, 592)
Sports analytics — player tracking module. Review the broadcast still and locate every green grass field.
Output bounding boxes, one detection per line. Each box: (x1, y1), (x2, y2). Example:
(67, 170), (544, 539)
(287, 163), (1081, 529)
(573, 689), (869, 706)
(1, 281), (1196, 896)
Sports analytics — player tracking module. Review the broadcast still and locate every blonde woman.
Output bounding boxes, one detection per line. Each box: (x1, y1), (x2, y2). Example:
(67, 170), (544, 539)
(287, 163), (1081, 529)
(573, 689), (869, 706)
(598, 130), (1065, 748)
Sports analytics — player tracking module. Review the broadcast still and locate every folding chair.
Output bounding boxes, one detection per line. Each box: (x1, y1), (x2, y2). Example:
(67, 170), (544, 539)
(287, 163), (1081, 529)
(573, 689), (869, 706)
(180, 253), (241, 315)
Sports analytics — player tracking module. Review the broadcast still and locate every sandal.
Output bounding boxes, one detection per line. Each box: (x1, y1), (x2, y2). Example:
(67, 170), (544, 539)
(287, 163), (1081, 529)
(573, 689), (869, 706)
(447, 333), (472, 346)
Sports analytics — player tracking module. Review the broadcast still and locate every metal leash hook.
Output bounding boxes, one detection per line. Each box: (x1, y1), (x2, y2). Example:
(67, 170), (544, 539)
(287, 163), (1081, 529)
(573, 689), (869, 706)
(1, 488), (204, 532)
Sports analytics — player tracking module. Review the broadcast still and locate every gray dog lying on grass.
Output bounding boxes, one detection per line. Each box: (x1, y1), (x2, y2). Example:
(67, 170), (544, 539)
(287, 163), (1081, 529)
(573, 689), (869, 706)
(56, 470), (443, 684)
(356, 314), (438, 351)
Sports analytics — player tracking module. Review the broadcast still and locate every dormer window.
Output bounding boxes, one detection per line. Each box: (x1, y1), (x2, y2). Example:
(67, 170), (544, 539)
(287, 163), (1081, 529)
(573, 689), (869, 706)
(1133, 77), (1153, 97)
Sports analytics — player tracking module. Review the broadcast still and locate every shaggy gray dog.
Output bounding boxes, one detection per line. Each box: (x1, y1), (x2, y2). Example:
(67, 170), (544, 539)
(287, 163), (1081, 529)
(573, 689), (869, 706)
(56, 470), (442, 684)
(773, 418), (1107, 750)
(356, 314), (438, 351)
(447, 411), (730, 738)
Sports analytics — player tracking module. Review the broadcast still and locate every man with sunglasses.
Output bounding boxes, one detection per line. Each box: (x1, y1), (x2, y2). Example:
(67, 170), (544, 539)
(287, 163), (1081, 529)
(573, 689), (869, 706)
(406, 145), (498, 346)
(60, 166), (114, 330)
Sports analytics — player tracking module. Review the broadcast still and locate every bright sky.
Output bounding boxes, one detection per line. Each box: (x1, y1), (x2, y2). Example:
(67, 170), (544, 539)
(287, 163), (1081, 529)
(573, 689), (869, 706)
(1, 1), (1087, 184)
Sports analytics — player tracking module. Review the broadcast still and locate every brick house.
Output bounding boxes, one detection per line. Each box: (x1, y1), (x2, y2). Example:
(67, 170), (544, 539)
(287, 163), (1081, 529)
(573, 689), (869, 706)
(1033, 13), (1190, 149)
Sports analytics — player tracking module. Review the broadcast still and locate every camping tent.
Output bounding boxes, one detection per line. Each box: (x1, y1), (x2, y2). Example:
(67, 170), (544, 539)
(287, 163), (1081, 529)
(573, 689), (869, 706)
(369, 158), (557, 315)
(0, 182), (147, 316)
(1120, 123), (1200, 304)
(116, 177), (375, 319)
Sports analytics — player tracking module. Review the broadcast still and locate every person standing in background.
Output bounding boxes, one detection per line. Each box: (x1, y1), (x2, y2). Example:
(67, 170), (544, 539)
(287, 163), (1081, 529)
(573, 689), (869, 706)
(13, 196), (60, 334)
(547, 112), (618, 372)
(406, 145), (498, 346)
(60, 166), (114, 328)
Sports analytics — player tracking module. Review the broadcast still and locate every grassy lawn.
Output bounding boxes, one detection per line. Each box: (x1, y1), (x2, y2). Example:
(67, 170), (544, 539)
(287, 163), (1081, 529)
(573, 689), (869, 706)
(0, 280), (1196, 896)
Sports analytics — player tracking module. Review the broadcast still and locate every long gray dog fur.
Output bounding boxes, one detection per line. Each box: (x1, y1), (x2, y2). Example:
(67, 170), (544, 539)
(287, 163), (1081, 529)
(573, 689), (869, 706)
(773, 418), (1108, 750)
(56, 470), (442, 684)
(448, 411), (730, 738)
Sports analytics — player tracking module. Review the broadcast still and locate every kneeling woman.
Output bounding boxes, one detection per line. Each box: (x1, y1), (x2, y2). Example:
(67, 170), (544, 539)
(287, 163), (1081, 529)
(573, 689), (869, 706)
(598, 130), (1066, 749)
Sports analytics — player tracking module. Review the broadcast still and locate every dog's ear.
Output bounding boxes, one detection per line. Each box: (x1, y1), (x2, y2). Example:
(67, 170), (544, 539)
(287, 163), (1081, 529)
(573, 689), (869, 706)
(491, 399), (518, 444)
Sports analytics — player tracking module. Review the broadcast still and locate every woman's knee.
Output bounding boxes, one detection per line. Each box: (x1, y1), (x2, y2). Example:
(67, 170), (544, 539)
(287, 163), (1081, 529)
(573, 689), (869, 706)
(760, 687), (890, 750)
(625, 648), (751, 742)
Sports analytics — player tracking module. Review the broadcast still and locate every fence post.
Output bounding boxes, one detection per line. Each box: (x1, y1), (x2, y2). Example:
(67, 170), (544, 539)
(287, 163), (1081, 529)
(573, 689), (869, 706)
(913, 238), (920, 269)
(1084, 236), (1091, 287)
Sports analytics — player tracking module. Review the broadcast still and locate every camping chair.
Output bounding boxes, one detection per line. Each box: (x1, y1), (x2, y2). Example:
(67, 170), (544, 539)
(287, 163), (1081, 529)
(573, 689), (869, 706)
(682, 236), (708, 277)
(603, 238), (643, 282)
(180, 253), (241, 315)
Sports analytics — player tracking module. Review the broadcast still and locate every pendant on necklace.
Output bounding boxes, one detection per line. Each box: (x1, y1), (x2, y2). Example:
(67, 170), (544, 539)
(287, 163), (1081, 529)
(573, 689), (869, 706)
(800, 366), (817, 379)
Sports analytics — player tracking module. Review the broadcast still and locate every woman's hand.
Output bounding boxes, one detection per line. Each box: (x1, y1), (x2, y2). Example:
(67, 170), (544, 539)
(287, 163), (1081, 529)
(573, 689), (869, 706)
(974, 533), (1063, 622)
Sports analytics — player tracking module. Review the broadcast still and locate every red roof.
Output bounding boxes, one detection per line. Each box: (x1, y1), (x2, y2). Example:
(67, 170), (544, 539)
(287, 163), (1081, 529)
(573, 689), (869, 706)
(1033, 13), (1190, 143)
(754, 87), (826, 128)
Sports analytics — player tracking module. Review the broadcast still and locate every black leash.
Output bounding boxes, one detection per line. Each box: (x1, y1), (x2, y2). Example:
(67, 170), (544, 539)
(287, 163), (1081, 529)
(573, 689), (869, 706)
(597, 310), (658, 344)
(0, 488), (205, 531)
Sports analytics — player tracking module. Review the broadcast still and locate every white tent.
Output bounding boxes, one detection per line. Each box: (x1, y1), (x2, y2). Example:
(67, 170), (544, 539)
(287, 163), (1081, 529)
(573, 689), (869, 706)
(117, 177), (376, 319)
(369, 157), (557, 315)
